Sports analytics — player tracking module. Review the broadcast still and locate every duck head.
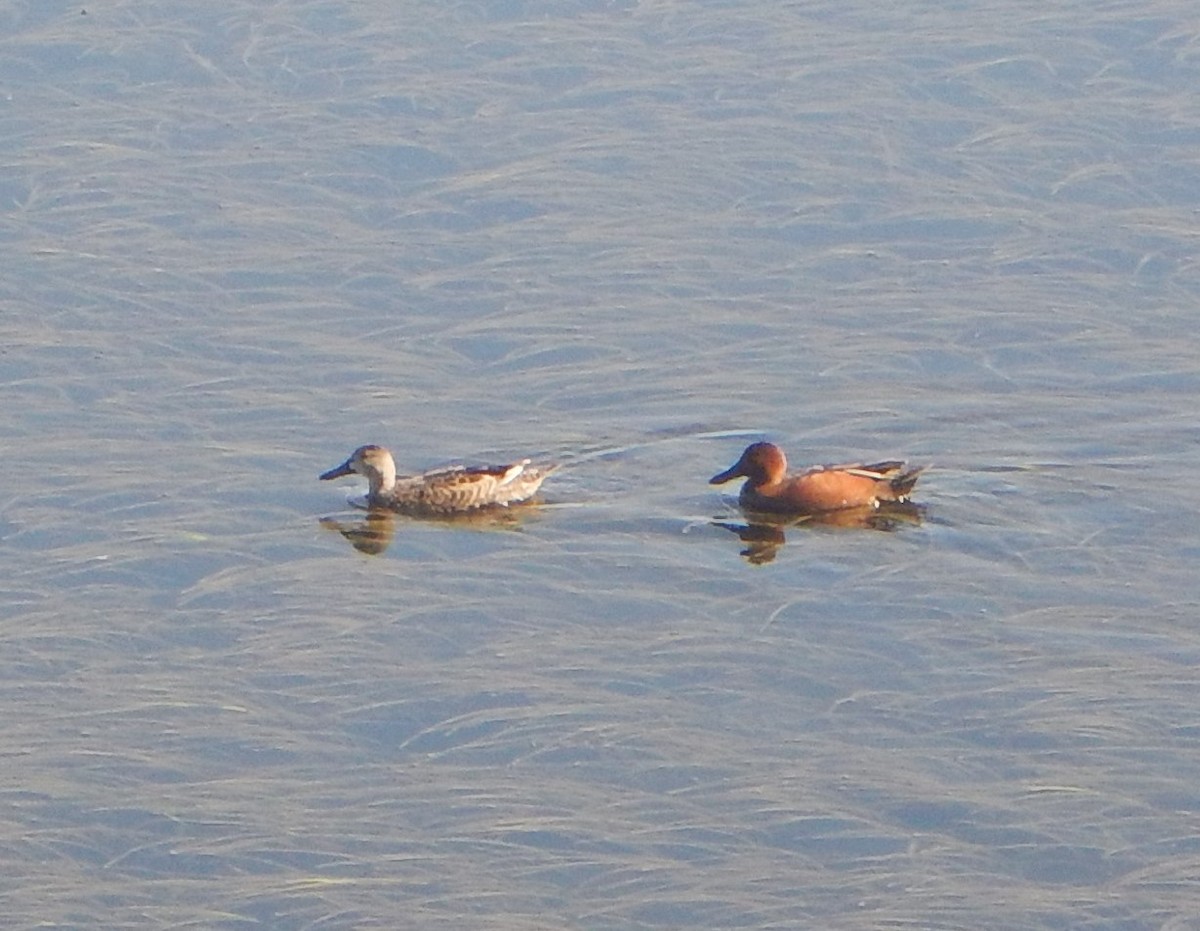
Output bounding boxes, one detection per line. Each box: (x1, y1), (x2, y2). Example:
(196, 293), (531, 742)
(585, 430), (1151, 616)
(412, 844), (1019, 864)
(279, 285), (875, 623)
(320, 445), (397, 497)
(709, 442), (788, 487)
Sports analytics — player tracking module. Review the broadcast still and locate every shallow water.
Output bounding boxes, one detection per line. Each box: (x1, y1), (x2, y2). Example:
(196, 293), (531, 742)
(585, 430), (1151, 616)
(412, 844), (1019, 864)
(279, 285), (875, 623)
(3, 0), (1200, 927)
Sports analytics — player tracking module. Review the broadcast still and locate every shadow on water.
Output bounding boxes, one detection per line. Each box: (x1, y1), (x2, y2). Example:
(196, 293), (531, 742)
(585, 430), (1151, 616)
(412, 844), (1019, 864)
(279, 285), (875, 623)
(714, 501), (927, 565)
(319, 503), (545, 556)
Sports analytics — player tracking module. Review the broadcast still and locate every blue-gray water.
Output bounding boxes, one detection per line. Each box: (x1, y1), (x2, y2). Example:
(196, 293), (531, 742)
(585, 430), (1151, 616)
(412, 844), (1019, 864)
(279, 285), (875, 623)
(3, 1), (1199, 928)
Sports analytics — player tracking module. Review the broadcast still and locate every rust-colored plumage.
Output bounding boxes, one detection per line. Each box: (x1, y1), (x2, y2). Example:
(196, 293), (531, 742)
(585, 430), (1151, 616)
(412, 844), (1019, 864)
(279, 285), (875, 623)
(710, 442), (925, 515)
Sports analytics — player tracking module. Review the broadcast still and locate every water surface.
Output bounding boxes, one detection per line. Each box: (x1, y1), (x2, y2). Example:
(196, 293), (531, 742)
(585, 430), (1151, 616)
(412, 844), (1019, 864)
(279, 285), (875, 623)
(2, 0), (1199, 927)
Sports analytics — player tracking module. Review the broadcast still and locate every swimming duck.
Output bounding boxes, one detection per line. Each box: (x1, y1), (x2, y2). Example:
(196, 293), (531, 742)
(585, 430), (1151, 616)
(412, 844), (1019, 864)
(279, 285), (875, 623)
(710, 442), (925, 515)
(320, 444), (555, 514)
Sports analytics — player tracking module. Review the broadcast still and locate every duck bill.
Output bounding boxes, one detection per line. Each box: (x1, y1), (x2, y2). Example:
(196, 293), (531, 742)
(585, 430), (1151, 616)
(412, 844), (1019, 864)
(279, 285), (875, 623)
(709, 464), (745, 485)
(320, 459), (355, 481)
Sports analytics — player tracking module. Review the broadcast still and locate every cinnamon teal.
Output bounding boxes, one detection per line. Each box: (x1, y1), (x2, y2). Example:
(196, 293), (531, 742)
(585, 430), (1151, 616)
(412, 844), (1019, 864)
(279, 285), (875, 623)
(320, 444), (555, 515)
(710, 442), (925, 515)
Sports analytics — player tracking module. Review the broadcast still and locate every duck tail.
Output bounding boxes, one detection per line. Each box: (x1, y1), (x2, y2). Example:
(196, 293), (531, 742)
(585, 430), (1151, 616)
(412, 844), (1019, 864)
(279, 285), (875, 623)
(889, 465), (927, 499)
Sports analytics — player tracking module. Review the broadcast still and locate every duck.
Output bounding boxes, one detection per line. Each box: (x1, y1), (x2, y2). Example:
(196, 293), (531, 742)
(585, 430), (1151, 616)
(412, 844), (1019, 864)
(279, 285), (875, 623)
(710, 441), (925, 515)
(320, 444), (555, 514)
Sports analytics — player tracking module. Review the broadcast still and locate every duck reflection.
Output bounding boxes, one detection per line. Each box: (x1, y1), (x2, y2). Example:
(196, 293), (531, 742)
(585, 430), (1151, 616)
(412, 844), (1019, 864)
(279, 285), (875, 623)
(319, 510), (398, 555)
(715, 502), (925, 564)
(319, 504), (537, 556)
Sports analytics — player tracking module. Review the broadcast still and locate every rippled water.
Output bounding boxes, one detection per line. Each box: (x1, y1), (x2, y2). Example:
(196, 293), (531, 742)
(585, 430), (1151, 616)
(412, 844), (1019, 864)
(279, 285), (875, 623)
(3, 0), (1199, 927)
